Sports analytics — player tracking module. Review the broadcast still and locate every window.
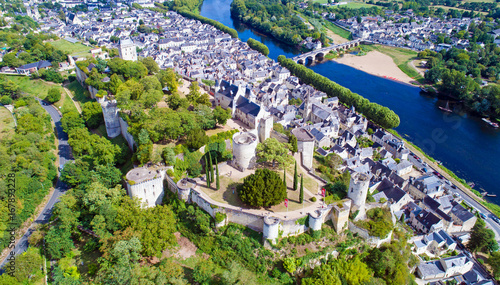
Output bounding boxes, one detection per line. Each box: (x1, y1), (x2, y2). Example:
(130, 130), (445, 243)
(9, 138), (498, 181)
(144, 189), (146, 194)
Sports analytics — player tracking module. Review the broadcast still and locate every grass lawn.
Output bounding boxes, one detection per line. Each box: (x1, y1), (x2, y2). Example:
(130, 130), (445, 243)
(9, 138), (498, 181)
(4, 75), (61, 99)
(50, 39), (92, 55)
(362, 44), (423, 80)
(430, 5), (488, 15)
(324, 21), (352, 40)
(65, 80), (92, 107)
(346, 1), (376, 8)
(53, 88), (78, 114)
(0, 107), (15, 140)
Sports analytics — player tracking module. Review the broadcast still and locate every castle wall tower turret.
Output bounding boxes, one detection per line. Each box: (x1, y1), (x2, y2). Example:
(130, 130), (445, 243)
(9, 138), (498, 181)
(347, 172), (370, 218)
(232, 132), (258, 171)
(101, 100), (121, 138)
(126, 167), (166, 208)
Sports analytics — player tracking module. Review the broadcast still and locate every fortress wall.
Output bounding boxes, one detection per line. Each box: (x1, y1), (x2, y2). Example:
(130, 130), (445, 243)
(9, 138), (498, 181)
(119, 117), (136, 150)
(225, 208), (264, 233)
(190, 190), (216, 218)
(281, 217), (308, 237)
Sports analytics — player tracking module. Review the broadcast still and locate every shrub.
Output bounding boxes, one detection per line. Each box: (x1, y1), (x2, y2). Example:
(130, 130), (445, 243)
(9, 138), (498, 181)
(311, 197), (317, 202)
(46, 87), (61, 103)
(215, 212), (226, 224)
(0, 95), (12, 105)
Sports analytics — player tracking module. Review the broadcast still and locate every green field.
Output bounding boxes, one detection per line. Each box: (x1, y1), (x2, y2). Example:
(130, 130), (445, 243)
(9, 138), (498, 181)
(362, 44), (423, 80)
(0, 107), (15, 139)
(66, 80), (92, 108)
(4, 75), (63, 99)
(323, 20), (352, 40)
(50, 39), (92, 55)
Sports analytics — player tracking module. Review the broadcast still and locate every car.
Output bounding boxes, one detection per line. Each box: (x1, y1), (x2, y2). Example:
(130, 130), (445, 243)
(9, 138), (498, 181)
(451, 185), (457, 189)
(492, 216), (500, 224)
(422, 167), (428, 173)
(433, 171), (439, 176)
(480, 212), (487, 220)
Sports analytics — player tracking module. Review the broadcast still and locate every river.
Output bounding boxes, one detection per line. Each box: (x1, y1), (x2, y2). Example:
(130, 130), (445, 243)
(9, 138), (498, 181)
(200, 0), (500, 203)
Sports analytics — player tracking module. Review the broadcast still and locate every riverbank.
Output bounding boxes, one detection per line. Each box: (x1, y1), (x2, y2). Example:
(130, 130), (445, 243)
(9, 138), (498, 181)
(333, 51), (418, 85)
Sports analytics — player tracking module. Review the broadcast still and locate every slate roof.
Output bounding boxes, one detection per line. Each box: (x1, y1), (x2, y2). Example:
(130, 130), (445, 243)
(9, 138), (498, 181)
(383, 186), (407, 203)
(236, 96), (260, 116)
(417, 210), (442, 231)
(17, 60), (52, 70)
(450, 202), (475, 223)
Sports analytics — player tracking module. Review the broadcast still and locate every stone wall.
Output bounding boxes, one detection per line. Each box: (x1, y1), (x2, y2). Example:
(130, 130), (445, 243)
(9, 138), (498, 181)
(119, 117), (136, 150)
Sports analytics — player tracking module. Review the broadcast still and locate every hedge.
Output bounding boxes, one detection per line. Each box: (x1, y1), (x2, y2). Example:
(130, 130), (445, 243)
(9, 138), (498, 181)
(277, 55), (400, 129)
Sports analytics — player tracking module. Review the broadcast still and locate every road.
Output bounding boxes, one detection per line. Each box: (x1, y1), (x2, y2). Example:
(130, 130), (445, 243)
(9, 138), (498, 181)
(0, 99), (73, 273)
(408, 152), (500, 242)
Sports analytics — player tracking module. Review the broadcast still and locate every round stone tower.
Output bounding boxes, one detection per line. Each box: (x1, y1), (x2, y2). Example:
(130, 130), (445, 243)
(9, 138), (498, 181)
(263, 216), (280, 242)
(347, 172), (370, 214)
(126, 167), (166, 208)
(232, 132), (258, 171)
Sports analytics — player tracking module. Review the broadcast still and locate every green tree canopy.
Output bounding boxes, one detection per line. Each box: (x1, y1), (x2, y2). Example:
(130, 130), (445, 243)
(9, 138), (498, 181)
(81, 101), (104, 129)
(239, 168), (287, 207)
(256, 138), (293, 168)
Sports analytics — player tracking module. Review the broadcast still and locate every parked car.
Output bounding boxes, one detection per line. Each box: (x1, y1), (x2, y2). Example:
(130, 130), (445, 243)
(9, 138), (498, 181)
(491, 215), (500, 223)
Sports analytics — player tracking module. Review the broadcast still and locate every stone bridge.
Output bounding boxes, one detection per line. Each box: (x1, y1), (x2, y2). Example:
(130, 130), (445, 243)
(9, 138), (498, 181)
(292, 39), (361, 64)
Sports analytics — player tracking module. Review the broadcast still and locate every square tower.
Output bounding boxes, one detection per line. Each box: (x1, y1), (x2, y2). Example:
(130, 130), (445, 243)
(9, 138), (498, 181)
(119, 38), (137, 62)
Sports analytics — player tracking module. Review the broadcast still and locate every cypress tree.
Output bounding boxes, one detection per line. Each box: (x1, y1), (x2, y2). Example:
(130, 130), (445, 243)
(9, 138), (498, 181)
(283, 166), (286, 189)
(215, 157), (220, 190)
(293, 161), (298, 190)
(204, 155), (209, 188)
(300, 174), (304, 204)
(209, 151), (214, 184)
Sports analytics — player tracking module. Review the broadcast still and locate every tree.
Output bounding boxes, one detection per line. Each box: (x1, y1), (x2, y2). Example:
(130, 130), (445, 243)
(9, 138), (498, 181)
(108, 74), (123, 94)
(61, 111), (85, 133)
(45, 226), (74, 259)
(81, 101), (104, 129)
(13, 247), (43, 283)
(204, 155), (210, 187)
(215, 157), (220, 190)
(488, 251), (500, 280)
(468, 218), (498, 253)
(186, 128), (208, 150)
(283, 167), (286, 188)
(300, 174), (304, 204)
(139, 57), (159, 75)
(213, 106), (231, 125)
(289, 134), (298, 154)
(156, 68), (178, 93)
(283, 257), (296, 274)
(46, 87), (61, 103)
(209, 151), (214, 183)
(293, 161), (298, 190)
(186, 81), (201, 104)
(256, 138), (293, 168)
(239, 169), (287, 207)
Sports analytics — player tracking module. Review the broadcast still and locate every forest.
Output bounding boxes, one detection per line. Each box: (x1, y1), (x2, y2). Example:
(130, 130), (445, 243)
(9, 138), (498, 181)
(231, 0), (328, 46)
(421, 22), (500, 120)
(0, 95), (57, 251)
